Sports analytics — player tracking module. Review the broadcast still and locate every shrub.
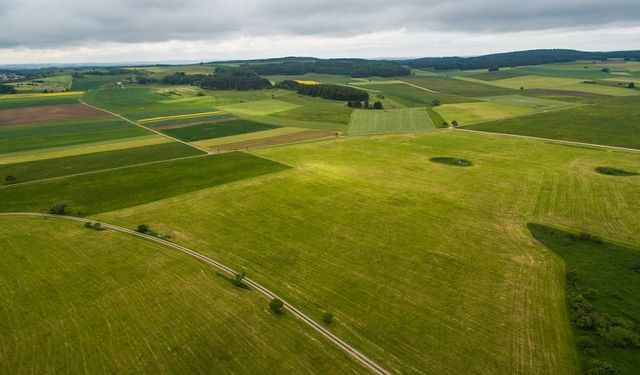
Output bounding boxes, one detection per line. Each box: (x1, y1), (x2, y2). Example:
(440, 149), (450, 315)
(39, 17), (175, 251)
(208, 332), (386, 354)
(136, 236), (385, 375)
(576, 335), (596, 355)
(451, 120), (459, 127)
(322, 312), (334, 324)
(576, 315), (594, 329)
(431, 99), (441, 106)
(4, 175), (17, 184)
(587, 360), (615, 375)
(269, 298), (284, 314)
(571, 295), (593, 312)
(584, 288), (598, 300)
(49, 202), (68, 215)
(373, 101), (383, 110)
(603, 326), (640, 348)
(136, 224), (150, 233)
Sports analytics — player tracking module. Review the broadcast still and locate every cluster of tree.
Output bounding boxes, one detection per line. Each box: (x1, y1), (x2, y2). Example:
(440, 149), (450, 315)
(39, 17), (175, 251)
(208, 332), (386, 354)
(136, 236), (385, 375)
(135, 224), (172, 241)
(245, 59), (410, 77)
(72, 68), (132, 77)
(200, 68), (272, 90)
(0, 85), (17, 94)
(405, 49), (640, 70)
(347, 100), (383, 109)
(275, 80), (369, 101)
(161, 72), (207, 85)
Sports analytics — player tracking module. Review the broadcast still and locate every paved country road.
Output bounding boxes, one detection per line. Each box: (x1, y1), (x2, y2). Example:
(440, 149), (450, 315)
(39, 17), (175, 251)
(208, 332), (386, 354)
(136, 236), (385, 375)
(0, 212), (392, 375)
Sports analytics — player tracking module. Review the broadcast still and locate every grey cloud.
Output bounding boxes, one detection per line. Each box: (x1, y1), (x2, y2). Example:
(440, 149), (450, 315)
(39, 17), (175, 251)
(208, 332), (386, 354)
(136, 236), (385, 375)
(1, 0), (639, 48)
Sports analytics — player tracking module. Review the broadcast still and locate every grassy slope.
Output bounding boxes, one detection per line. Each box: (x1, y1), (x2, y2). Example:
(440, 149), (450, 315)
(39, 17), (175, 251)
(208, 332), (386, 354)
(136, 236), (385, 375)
(0, 142), (203, 185)
(529, 224), (640, 374)
(96, 131), (639, 373)
(0, 153), (289, 215)
(434, 102), (535, 125)
(0, 216), (362, 374)
(467, 96), (640, 149)
(347, 108), (435, 135)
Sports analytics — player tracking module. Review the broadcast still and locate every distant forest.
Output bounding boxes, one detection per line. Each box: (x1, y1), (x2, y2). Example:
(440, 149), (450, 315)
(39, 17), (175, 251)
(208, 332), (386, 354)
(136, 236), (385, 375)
(404, 49), (640, 70)
(243, 59), (411, 77)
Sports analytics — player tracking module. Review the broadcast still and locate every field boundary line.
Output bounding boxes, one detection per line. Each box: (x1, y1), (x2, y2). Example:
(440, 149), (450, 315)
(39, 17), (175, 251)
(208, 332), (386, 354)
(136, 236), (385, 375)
(0, 212), (392, 375)
(398, 80), (439, 93)
(79, 98), (211, 154)
(0, 154), (209, 190)
(456, 128), (640, 153)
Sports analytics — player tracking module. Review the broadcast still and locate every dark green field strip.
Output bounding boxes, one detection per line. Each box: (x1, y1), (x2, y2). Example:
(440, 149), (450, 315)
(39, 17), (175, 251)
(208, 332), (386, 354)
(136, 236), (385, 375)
(162, 119), (278, 142)
(467, 96), (640, 149)
(0, 94), (82, 109)
(146, 113), (235, 128)
(0, 152), (289, 215)
(529, 224), (640, 374)
(1, 142), (203, 185)
(0, 117), (152, 154)
(71, 74), (132, 90)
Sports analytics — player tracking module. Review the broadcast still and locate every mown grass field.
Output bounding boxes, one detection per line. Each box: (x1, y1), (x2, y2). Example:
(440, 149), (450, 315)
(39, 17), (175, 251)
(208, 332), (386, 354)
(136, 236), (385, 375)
(93, 131), (640, 374)
(0, 92), (83, 109)
(468, 96), (640, 149)
(347, 108), (435, 135)
(0, 216), (362, 374)
(434, 101), (535, 125)
(0, 142), (202, 185)
(0, 152), (288, 215)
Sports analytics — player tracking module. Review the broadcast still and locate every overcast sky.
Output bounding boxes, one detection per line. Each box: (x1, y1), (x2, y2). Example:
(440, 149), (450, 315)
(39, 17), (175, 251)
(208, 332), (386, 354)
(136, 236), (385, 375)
(1, 0), (639, 64)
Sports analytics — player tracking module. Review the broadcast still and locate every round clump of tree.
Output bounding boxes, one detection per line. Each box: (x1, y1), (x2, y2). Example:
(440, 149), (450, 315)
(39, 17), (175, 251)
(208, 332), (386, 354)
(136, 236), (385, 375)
(430, 157), (473, 167)
(322, 312), (333, 324)
(595, 166), (638, 176)
(269, 298), (284, 314)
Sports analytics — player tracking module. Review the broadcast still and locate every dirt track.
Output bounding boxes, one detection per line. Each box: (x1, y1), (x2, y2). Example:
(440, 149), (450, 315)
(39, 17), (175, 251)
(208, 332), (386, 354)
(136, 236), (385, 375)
(0, 103), (108, 126)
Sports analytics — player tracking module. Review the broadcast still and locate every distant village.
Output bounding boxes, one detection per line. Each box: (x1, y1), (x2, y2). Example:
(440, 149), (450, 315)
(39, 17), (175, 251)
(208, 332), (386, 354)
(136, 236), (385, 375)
(0, 72), (25, 83)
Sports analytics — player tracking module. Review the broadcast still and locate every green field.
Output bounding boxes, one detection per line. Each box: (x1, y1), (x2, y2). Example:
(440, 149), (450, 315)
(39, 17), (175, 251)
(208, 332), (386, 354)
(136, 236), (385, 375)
(347, 107), (435, 135)
(0, 92), (83, 109)
(92, 131), (640, 373)
(162, 119), (278, 142)
(0, 152), (288, 215)
(467, 96), (640, 149)
(434, 101), (536, 125)
(1, 142), (202, 185)
(10, 75), (73, 93)
(349, 82), (473, 106)
(0, 117), (155, 155)
(530, 224), (640, 374)
(0, 216), (362, 373)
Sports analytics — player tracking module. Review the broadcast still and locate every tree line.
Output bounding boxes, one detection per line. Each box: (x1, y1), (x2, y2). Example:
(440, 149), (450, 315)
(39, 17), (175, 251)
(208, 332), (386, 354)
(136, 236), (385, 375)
(275, 80), (369, 101)
(247, 59), (410, 78)
(144, 67), (273, 91)
(404, 49), (640, 71)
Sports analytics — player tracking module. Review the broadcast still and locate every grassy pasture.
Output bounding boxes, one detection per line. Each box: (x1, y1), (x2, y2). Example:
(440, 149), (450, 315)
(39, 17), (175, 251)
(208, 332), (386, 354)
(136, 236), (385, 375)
(405, 76), (516, 96)
(467, 96), (640, 149)
(347, 108), (435, 135)
(0, 152), (288, 215)
(458, 75), (581, 90)
(71, 74), (134, 90)
(95, 131), (640, 374)
(480, 95), (580, 111)
(434, 101), (535, 125)
(0, 142), (202, 185)
(350, 82), (473, 106)
(0, 117), (152, 155)
(530, 224), (640, 374)
(0, 135), (170, 165)
(0, 91), (83, 109)
(162, 119), (278, 142)
(0, 216), (362, 374)
(219, 99), (300, 117)
(9, 75), (73, 93)
(557, 83), (640, 96)
(266, 95), (354, 128)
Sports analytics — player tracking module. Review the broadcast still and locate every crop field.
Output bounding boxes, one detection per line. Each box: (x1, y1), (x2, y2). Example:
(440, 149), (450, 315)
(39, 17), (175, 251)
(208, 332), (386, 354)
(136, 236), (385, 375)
(0, 117), (153, 155)
(93, 131), (640, 374)
(347, 107), (435, 135)
(0, 91), (83, 109)
(468, 96), (640, 149)
(2, 56), (640, 375)
(433, 101), (536, 125)
(0, 216), (361, 374)
(0, 142), (202, 185)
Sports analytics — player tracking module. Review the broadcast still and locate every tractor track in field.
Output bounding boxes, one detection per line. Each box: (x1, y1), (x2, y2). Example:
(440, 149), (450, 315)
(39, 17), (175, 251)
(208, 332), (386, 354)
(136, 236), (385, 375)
(0, 212), (392, 375)
(78, 99), (211, 155)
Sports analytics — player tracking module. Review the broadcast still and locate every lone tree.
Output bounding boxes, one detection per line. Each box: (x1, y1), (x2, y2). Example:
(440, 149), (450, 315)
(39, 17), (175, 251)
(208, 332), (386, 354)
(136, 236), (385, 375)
(373, 101), (383, 110)
(451, 120), (459, 127)
(234, 271), (246, 286)
(322, 312), (334, 324)
(49, 202), (68, 215)
(629, 82), (635, 89)
(269, 298), (284, 314)
(431, 99), (441, 107)
(136, 224), (150, 233)
(4, 175), (17, 184)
